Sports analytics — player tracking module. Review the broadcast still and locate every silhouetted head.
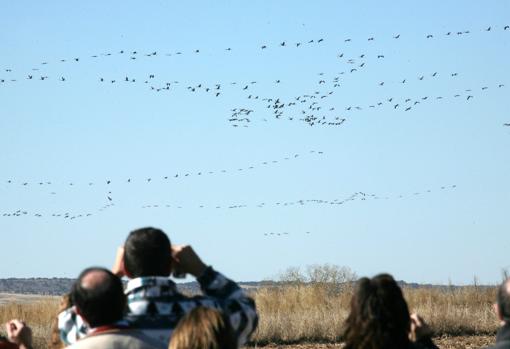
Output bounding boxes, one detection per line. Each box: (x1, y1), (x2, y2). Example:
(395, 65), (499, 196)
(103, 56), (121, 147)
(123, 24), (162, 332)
(343, 273), (411, 349)
(71, 267), (126, 328)
(123, 227), (172, 277)
(496, 278), (510, 323)
(169, 307), (236, 349)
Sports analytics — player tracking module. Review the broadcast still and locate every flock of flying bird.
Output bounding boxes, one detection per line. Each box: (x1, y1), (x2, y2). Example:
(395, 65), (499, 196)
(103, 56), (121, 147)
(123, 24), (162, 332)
(1, 150), (323, 191)
(0, 185), (457, 224)
(1, 23), (508, 128)
(0, 23), (506, 223)
(1, 22), (508, 74)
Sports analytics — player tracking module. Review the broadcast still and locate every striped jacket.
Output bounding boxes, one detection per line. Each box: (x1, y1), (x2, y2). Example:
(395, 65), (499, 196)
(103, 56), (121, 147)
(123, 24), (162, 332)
(58, 267), (258, 348)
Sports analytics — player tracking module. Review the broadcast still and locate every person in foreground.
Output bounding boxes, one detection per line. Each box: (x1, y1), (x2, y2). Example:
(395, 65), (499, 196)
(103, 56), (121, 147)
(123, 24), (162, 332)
(59, 227), (258, 347)
(169, 307), (236, 349)
(65, 267), (163, 349)
(1, 320), (32, 349)
(343, 273), (438, 349)
(486, 278), (510, 349)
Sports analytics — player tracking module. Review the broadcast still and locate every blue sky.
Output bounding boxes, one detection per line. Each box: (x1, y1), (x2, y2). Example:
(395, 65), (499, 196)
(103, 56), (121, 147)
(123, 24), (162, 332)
(0, 1), (509, 284)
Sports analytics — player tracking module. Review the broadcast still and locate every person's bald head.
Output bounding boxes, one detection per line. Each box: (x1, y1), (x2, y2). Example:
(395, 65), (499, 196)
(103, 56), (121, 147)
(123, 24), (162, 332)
(81, 269), (109, 289)
(71, 267), (126, 328)
(496, 278), (510, 322)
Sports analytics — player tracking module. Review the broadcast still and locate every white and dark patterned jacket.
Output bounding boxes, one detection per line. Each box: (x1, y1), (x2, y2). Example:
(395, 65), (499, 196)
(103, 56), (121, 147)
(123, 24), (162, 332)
(58, 267), (258, 348)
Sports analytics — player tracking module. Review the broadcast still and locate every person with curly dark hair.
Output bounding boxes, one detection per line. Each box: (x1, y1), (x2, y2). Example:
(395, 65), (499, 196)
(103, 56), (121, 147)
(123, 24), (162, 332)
(343, 273), (438, 349)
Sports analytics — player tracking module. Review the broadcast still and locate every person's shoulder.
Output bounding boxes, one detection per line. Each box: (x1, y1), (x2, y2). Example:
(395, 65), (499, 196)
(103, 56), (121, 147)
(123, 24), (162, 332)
(68, 330), (165, 349)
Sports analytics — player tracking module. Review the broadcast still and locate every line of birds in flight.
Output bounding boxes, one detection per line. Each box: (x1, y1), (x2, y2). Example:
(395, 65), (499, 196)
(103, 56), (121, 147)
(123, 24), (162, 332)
(1, 23), (508, 76)
(138, 184), (457, 211)
(0, 150), (324, 192)
(2, 59), (505, 128)
(263, 231), (312, 237)
(0, 23), (507, 128)
(233, 82), (506, 128)
(0, 185), (457, 221)
(0, 25), (504, 222)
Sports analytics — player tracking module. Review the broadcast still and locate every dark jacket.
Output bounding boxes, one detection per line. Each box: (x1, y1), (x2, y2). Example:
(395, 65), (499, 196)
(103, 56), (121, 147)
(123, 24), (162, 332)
(412, 337), (439, 349)
(487, 323), (510, 349)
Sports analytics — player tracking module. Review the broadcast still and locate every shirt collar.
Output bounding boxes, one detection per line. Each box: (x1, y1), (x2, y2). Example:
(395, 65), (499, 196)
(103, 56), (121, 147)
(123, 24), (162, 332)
(125, 276), (178, 295)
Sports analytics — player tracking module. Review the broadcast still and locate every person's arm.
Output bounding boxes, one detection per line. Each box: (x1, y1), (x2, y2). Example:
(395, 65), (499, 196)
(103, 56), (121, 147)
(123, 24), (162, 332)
(172, 245), (259, 346)
(197, 266), (258, 346)
(5, 320), (32, 349)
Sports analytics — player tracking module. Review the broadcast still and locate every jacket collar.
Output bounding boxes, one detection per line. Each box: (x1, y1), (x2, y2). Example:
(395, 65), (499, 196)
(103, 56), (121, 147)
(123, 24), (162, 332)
(125, 276), (178, 295)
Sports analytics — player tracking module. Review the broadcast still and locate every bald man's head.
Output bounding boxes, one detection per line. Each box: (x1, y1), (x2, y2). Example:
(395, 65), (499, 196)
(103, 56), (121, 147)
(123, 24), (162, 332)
(71, 267), (126, 328)
(497, 278), (510, 322)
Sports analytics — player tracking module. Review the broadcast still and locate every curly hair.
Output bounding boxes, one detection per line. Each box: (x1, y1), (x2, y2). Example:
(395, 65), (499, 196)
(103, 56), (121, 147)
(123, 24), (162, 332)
(343, 274), (411, 349)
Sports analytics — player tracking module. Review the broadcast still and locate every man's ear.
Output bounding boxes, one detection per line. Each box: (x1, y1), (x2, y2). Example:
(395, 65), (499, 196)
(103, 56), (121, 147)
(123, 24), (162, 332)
(122, 259), (133, 279)
(165, 257), (172, 276)
(494, 303), (504, 322)
(74, 306), (90, 326)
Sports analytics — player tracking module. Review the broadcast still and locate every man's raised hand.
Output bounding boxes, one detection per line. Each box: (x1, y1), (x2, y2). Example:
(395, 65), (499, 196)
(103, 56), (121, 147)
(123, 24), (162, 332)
(171, 245), (207, 278)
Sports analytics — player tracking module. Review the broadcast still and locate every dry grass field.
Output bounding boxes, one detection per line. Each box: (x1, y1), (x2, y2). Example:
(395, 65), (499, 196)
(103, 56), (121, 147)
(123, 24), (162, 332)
(0, 282), (501, 348)
(253, 283), (498, 344)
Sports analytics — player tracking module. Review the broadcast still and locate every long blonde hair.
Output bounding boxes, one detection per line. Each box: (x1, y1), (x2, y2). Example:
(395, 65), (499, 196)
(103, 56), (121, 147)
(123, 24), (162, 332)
(169, 307), (237, 349)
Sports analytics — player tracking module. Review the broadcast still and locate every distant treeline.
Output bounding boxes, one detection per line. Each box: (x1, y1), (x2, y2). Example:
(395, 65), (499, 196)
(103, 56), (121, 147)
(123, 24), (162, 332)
(0, 278), (75, 295)
(0, 278), (271, 295)
(0, 276), (487, 296)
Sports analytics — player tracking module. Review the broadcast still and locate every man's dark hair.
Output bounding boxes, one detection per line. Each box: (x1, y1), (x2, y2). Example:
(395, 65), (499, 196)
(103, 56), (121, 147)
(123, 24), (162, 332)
(123, 227), (172, 277)
(71, 267), (126, 328)
(343, 273), (411, 349)
(497, 279), (510, 320)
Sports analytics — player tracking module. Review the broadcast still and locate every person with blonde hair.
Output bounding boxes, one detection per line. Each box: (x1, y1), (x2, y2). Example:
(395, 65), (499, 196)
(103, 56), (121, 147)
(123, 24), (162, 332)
(169, 307), (236, 349)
